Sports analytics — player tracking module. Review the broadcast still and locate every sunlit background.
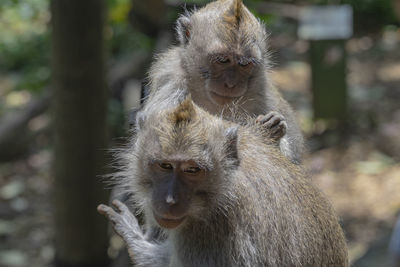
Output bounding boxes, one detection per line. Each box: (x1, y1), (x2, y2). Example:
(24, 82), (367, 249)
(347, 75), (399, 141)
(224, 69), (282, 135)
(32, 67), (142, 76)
(1, 0), (400, 266)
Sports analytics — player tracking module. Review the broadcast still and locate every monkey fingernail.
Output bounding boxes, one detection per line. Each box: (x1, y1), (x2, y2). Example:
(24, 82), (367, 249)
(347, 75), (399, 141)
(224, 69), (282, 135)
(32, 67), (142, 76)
(97, 204), (108, 215)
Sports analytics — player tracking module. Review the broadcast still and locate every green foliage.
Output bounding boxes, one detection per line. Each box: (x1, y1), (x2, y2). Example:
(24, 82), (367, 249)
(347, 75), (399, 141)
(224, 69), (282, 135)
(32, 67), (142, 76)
(106, 0), (154, 56)
(108, 0), (132, 23)
(0, 0), (50, 93)
(0, 0), (155, 94)
(107, 23), (154, 56)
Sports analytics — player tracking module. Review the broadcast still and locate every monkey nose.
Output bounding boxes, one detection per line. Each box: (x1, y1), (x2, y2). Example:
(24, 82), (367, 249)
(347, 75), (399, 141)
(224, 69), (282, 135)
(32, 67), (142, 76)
(165, 194), (177, 205)
(224, 81), (237, 89)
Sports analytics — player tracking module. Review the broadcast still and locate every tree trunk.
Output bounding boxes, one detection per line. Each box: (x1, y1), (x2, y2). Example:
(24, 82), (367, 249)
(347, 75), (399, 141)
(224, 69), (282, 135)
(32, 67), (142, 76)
(51, 0), (109, 266)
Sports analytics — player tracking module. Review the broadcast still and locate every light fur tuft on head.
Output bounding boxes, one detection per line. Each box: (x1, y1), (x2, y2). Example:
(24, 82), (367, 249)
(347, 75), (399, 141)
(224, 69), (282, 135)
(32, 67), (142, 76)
(223, 0), (243, 27)
(168, 96), (196, 125)
(233, 0), (243, 20)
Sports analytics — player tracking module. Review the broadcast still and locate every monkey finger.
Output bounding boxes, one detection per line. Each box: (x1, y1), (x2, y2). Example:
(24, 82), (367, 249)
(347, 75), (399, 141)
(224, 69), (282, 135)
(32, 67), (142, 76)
(263, 116), (283, 129)
(268, 121), (287, 141)
(260, 112), (284, 126)
(264, 111), (277, 121)
(272, 120), (287, 132)
(97, 204), (119, 219)
(112, 199), (130, 214)
(255, 114), (264, 123)
(97, 204), (109, 215)
(256, 113), (273, 124)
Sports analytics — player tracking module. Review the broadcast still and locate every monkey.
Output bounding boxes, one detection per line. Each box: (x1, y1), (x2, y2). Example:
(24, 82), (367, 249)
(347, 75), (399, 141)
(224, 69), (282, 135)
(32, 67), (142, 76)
(98, 97), (348, 267)
(141, 0), (304, 164)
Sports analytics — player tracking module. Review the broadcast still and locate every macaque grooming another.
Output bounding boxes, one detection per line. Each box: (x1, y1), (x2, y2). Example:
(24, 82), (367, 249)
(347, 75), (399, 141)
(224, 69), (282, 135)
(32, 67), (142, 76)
(142, 0), (304, 163)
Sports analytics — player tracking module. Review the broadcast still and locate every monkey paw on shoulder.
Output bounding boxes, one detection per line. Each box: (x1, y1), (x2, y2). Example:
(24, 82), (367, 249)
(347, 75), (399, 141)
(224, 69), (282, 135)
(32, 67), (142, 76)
(98, 200), (144, 241)
(256, 112), (287, 142)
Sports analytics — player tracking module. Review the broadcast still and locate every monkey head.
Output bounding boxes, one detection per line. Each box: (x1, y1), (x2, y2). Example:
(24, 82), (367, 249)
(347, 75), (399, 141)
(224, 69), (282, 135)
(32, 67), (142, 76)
(131, 98), (239, 229)
(176, 0), (268, 106)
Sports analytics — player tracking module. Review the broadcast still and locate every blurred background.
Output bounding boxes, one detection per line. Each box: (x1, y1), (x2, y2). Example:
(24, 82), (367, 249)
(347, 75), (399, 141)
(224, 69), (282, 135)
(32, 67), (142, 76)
(0, 0), (400, 266)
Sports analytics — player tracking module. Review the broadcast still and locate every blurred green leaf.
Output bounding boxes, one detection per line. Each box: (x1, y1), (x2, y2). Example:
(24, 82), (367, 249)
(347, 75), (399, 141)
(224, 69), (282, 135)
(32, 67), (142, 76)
(0, 0), (50, 93)
(109, 0), (131, 24)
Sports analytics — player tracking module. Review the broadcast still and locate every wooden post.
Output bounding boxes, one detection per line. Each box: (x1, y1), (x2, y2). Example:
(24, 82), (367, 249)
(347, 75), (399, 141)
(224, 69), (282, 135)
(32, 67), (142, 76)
(51, 0), (110, 266)
(310, 40), (347, 120)
(299, 5), (352, 122)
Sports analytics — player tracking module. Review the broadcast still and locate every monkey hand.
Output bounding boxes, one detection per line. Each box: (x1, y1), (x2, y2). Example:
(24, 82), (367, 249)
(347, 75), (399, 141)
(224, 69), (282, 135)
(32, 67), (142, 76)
(98, 200), (144, 242)
(256, 112), (287, 142)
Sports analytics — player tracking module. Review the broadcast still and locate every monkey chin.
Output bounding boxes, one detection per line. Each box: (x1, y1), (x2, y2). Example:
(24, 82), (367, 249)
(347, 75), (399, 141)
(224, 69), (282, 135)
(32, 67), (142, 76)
(153, 212), (186, 229)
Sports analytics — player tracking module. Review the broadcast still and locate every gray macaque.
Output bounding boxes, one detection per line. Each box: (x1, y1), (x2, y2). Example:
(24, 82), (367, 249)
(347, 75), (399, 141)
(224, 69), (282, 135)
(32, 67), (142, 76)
(142, 0), (304, 163)
(98, 97), (348, 267)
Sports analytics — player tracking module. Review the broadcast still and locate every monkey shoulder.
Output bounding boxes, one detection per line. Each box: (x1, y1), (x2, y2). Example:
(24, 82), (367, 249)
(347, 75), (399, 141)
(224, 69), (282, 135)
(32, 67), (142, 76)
(149, 47), (186, 79)
(147, 47), (187, 96)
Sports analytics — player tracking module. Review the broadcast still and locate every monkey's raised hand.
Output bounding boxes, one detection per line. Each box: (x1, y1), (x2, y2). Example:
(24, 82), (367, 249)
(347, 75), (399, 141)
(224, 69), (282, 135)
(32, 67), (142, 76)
(98, 201), (170, 266)
(98, 200), (144, 242)
(256, 111), (287, 142)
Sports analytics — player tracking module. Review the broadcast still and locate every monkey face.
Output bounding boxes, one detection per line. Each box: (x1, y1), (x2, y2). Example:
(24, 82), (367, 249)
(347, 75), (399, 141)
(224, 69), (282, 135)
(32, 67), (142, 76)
(177, 0), (267, 108)
(133, 98), (239, 229)
(148, 160), (207, 229)
(205, 53), (257, 105)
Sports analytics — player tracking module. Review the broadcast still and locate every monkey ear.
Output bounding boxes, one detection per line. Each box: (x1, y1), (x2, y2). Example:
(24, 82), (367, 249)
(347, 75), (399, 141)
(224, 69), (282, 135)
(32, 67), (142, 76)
(224, 126), (239, 166)
(176, 14), (191, 46)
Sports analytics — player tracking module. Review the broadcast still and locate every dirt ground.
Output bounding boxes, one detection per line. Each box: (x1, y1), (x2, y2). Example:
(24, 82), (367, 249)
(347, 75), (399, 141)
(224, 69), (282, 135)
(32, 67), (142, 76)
(1, 31), (400, 266)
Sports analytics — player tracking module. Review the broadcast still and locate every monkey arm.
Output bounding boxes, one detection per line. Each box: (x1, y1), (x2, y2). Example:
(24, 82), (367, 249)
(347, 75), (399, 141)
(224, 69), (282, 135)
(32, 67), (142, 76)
(255, 110), (305, 165)
(263, 86), (305, 164)
(98, 200), (170, 266)
(278, 108), (304, 165)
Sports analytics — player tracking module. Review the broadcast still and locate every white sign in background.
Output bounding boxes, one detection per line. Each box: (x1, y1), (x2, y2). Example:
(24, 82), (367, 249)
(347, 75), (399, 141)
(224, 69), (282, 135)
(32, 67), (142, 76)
(298, 5), (353, 40)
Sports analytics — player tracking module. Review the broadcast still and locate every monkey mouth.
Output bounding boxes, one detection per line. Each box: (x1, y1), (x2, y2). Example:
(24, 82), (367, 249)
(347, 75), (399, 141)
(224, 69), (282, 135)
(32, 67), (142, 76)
(210, 91), (241, 105)
(153, 212), (186, 229)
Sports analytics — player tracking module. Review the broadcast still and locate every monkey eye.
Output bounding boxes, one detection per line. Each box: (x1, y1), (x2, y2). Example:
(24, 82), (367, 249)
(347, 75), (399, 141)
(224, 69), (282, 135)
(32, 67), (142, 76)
(184, 166), (202, 174)
(159, 162), (173, 170)
(217, 57), (230, 64)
